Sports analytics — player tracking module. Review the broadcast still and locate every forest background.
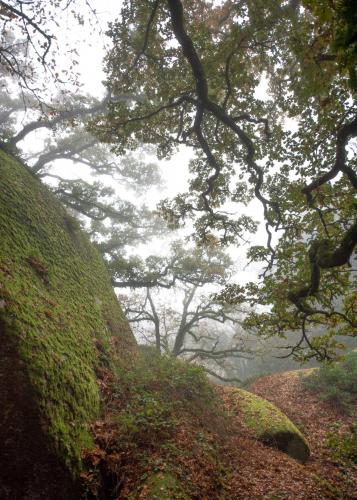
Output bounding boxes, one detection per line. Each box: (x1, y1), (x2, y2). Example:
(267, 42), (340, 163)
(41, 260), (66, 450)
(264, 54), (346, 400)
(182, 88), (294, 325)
(0, 0), (356, 382)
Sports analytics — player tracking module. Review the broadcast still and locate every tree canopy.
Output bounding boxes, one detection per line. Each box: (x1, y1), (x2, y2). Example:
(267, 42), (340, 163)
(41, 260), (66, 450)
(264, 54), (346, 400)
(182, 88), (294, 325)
(0, 0), (100, 100)
(1, 0), (356, 362)
(91, 0), (357, 361)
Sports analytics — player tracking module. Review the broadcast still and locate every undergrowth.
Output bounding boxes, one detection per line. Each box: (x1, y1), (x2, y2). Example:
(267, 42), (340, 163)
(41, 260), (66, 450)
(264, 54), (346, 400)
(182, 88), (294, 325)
(302, 351), (357, 414)
(325, 422), (357, 466)
(81, 352), (227, 499)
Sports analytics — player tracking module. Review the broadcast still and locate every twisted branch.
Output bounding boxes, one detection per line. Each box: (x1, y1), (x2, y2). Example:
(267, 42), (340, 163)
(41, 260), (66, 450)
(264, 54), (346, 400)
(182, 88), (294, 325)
(166, 0), (280, 245)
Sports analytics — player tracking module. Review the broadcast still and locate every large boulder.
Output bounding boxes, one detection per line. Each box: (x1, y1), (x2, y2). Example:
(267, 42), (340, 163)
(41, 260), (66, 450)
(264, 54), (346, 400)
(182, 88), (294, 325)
(0, 150), (136, 498)
(223, 387), (310, 463)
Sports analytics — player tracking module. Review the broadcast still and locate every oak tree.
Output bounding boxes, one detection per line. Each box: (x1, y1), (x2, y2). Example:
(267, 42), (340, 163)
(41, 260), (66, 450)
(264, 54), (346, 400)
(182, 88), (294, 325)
(121, 241), (251, 381)
(92, 0), (357, 361)
(0, 0), (98, 99)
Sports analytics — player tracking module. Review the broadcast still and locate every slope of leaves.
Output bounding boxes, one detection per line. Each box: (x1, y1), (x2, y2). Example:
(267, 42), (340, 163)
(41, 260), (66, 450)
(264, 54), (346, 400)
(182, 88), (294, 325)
(214, 385), (339, 499)
(80, 351), (343, 499)
(81, 352), (228, 499)
(250, 369), (357, 498)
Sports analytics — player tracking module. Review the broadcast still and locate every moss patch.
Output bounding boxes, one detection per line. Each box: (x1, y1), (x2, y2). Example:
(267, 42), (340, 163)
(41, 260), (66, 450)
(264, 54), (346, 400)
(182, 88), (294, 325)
(227, 387), (310, 463)
(137, 472), (189, 499)
(0, 150), (135, 482)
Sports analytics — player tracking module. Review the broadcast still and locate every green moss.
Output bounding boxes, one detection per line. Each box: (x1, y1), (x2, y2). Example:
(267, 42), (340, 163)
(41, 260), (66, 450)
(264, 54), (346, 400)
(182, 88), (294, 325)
(132, 473), (190, 500)
(230, 388), (310, 462)
(0, 150), (135, 472)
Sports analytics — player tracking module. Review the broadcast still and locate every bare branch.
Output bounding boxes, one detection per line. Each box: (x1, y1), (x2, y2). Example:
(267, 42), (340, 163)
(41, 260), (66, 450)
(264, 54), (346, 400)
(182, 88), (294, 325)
(9, 96), (110, 146)
(203, 367), (242, 384)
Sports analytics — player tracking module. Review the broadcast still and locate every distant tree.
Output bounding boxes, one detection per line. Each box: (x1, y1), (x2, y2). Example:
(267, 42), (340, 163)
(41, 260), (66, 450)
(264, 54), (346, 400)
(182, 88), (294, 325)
(110, 237), (231, 289)
(92, 0), (357, 361)
(121, 241), (252, 381)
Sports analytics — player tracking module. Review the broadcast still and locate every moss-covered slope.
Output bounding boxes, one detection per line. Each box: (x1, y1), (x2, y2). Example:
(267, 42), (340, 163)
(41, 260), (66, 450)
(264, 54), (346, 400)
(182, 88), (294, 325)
(222, 387), (310, 463)
(0, 150), (136, 497)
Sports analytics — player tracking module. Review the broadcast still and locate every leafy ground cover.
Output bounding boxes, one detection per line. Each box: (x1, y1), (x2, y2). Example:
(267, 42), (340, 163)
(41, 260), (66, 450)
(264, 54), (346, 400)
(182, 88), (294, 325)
(81, 353), (228, 499)
(250, 369), (357, 499)
(80, 353), (343, 499)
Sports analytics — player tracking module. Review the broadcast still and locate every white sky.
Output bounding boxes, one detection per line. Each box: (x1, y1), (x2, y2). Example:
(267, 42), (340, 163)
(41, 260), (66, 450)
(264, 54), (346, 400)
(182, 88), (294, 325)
(60, 1), (123, 97)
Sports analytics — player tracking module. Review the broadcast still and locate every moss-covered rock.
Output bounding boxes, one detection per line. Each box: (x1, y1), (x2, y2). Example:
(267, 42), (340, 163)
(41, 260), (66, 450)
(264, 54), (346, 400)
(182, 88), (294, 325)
(0, 150), (136, 498)
(226, 387), (310, 463)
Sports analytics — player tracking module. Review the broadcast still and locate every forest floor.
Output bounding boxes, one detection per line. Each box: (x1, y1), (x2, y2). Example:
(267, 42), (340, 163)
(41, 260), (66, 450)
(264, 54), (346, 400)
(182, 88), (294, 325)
(219, 369), (357, 499)
(84, 366), (356, 499)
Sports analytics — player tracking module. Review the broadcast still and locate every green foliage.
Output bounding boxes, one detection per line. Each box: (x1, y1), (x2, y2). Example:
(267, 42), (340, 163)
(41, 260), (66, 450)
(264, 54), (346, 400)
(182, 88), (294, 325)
(113, 394), (175, 446)
(325, 422), (357, 465)
(302, 351), (357, 413)
(304, 0), (357, 90)
(95, 0), (357, 361)
(85, 351), (226, 498)
(94, 351), (224, 480)
(109, 236), (233, 289)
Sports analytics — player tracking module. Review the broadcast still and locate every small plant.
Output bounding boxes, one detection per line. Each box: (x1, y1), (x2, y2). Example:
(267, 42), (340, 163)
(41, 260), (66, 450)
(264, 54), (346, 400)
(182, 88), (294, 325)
(302, 351), (357, 414)
(325, 422), (357, 466)
(112, 351), (220, 423)
(113, 394), (176, 447)
(108, 351), (224, 451)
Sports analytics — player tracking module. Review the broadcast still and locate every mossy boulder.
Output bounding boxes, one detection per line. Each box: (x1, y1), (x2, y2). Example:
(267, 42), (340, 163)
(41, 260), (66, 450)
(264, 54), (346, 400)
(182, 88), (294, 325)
(0, 150), (136, 498)
(227, 387), (310, 463)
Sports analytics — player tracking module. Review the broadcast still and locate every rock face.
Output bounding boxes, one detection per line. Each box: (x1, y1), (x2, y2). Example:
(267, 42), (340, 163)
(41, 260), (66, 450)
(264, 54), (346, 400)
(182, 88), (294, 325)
(0, 150), (136, 498)
(224, 387), (310, 463)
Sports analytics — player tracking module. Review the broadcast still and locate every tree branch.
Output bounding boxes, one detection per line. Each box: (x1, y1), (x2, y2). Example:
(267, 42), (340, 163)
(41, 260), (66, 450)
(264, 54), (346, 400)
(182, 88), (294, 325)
(203, 367), (242, 384)
(166, 0), (280, 246)
(8, 96), (110, 146)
